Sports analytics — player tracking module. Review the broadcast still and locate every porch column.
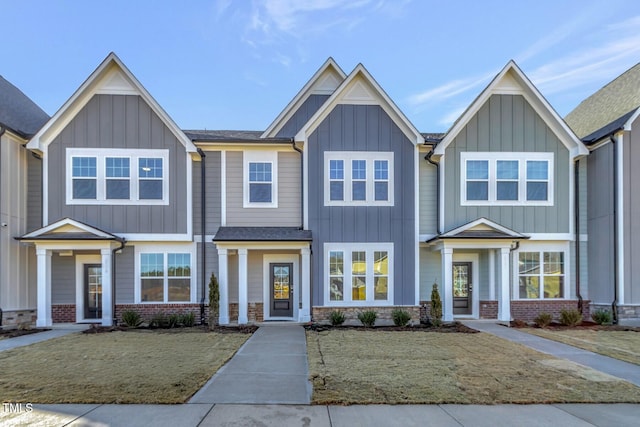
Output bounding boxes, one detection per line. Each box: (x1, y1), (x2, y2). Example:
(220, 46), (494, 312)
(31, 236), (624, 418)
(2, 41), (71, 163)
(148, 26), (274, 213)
(36, 248), (52, 327)
(300, 247), (311, 322)
(217, 249), (229, 325)
(238, 248), (248, 324)
(498, 247), (511, 322)
(488, 249), (496, 301)
(101, 249), (113, 326)
(442, 248), (454, 321)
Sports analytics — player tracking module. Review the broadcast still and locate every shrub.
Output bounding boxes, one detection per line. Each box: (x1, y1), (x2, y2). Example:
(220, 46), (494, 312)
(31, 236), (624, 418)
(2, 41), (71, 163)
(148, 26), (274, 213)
(167, 313), (180, 328)
(560, 308), (582, 326)
(329, 310), (346, 326)
(591, 309), (612, 325)
(431, 283), (443, 326)
(533, 312), (553, 328)
(180, 312), (196, 327)
(121, 310), (143, 328)
(149, 313), (168, 328)
(357, 310), (377, 327)
(392, 309), (411, 327)
(209, 273), (220, 328)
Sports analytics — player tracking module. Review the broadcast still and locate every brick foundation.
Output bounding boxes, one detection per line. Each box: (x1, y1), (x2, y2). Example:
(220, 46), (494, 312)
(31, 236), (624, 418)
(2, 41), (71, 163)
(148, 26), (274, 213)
(510, 300), (590, 323)
(115, 304), (206, 325)
(1, 309), (37, 328)
(227, 303), (264, 322)
(479, 300), (498, 319)
(52, 304), (76, 323)
(591, 303), (640, 319)
(312, 306), (420, 323)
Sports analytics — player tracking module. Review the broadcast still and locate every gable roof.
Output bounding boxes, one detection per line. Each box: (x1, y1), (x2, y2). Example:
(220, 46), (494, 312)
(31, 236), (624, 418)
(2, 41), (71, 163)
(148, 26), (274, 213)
(295, 63), (423, 145)
(565, 62), (640, 140)
(26, 52), (197, 155)
(213, 227), (312, 242)
(18, 217), (122, 241)
(261, 58), (346, 139)
(434, 60), (588, 158)
(0, 76), (49, 138)
(427, 217), (529, 242)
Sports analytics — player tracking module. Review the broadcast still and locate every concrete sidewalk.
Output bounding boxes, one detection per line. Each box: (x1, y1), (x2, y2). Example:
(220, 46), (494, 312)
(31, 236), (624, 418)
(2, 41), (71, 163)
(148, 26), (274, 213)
(0, 324), (87, 353)
(2, 403), (639, 426)
(463, 320), (640, 387)
(189, 324), (312, 404)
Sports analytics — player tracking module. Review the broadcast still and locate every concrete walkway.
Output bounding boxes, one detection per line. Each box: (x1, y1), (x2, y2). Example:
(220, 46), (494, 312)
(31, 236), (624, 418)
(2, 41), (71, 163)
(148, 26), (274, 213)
(0, 324), (87, 353)
(189, 324), (312, 404)
(463, 320), (640, 387)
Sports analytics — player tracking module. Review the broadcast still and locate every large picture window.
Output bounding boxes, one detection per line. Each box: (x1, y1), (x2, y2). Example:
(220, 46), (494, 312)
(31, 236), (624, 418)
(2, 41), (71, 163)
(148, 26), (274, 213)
(518, 250), (565, 299)
(140, 252), (192, 303)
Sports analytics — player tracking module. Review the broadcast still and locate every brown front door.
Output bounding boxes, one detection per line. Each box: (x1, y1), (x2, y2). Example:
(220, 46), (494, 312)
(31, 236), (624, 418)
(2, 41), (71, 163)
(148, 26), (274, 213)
(85, 264), (102, 319)
(453, 262), (472, 315)
(270, 263), (293, 317)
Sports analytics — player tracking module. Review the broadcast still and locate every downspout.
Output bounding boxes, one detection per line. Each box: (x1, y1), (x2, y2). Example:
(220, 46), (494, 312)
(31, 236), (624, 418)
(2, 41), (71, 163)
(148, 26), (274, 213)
(291, 139), (304, 229)
(424, 147), (441, 234)
(197, 148), (207, 325)
(574, 159), (583, 314)
(112, 238), (126, 325)
(610, 136), (619, 324)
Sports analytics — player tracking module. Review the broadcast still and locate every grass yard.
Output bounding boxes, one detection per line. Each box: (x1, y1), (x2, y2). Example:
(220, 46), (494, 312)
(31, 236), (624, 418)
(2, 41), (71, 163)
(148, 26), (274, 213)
(307, 329), (640, 405)
(0, 329), (249, 404)
(522, 328), (640, 366)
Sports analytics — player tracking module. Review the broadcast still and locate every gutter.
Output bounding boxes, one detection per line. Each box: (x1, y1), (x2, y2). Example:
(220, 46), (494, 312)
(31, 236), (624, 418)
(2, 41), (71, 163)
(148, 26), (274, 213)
(111, 238), (126, 325)
(574, 159), (583, 314)
(197, 148), (207, 325)
(291, 139), (304, 229)
(424, 146), (441, 235)
(610, 136), (619, 324)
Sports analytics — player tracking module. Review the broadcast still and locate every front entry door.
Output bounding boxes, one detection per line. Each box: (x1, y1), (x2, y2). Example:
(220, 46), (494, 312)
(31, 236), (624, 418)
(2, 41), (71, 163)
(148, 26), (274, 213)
(270, 263), (293, 317)
(453, 262), (472, 315)
(85, 264), (102, 319)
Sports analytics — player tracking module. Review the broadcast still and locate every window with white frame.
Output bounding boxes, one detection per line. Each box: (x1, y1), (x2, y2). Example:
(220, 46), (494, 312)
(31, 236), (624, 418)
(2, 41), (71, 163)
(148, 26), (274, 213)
(140, 252), (192, 302)
(325, 243), (393, 305)
(324, 152), (394, 206)
(66, 148), (169, 205)
(243, 151), (278, 207)
(461, 152), (553, 205)
(518, 250), (565, 299)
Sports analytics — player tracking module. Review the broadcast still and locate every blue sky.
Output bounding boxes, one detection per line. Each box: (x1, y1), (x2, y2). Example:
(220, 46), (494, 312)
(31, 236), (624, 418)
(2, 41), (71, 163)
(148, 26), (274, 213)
(3, 0), (640, 132)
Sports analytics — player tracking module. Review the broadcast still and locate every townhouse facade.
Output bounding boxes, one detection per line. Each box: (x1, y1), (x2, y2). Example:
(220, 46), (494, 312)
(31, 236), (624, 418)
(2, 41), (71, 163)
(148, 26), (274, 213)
(1, 53), (638, 328)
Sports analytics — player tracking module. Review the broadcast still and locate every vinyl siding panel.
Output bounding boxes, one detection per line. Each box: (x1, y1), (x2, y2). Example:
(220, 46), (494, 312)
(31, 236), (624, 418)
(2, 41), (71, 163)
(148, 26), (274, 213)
(26, 153), (42, 232)
(419, 159), (437, 235)
(625, 120), (640, 303)
(193, 151), (221, 235)
(115, 246), (134, 304)
(276, 94), (330, 138)
(46, 94), (189, 234)
(196, 242), (218, 302)
(443, 94), (570, 233)
(51, 253), (76, 304)
(420, 248), (441, 301)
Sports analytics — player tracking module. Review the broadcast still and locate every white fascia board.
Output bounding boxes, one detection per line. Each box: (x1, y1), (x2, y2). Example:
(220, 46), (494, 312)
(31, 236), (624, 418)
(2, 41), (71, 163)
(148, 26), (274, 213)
(22, 217), (114, 239)
(623, 107), (640, 131)
(442, 217), (525, 238)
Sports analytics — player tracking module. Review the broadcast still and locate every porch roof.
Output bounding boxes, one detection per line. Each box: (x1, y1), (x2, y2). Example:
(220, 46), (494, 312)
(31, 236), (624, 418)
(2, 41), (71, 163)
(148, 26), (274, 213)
(213, 226), (312, 242)
(16, 218), (123, 242)
(427, 217), (529, 243)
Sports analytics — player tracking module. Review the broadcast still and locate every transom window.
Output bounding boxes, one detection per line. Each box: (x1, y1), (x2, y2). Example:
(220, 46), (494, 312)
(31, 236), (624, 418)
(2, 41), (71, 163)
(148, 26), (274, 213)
(140, 252), (192, 303)
(66, 148), (169, 205)
(324, 152), (394, 206)
(461, 152), (553, 205)
(518, 251), (565, 299)
(326, 243), (393, 305)
(243, 151), (278, 208)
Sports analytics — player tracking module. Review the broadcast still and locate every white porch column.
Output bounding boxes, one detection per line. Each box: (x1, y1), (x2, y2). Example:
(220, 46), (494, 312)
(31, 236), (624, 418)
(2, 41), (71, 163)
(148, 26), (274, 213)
(442, 248), (454, 321)
(238, 248), (248, 324)
(36, 248), (52, 327)
(101, 249), (113, 326)
(498, 247), (511, 322)
(488, 249), (496, 301)
(218, 249), (229, 325)
(300, 247), (311, 322)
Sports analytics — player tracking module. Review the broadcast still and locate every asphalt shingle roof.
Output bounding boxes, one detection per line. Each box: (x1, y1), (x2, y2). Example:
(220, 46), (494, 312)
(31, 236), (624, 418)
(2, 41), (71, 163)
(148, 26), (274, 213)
(183, 130), (291, 143)
(565, 62), (640, 140)
(0, 76), (49, 138)
(213, 227), (312, 242)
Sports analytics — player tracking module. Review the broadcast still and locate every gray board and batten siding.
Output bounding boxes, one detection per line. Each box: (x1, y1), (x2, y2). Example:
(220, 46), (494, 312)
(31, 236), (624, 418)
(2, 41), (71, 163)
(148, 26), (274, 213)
(443, 94), (570, 233)
(623, 119), (640, 303)
(46, 94), (189, 234)
(276, 94), (330, 138)
(307, 104), (416, 306)
(27, 153), (42, 232)
(192, 151), (221, 235)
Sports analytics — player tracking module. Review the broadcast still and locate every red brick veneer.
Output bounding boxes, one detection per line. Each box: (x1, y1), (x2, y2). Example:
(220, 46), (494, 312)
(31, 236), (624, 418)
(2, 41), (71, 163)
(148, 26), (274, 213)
(52, 304), (76, 323)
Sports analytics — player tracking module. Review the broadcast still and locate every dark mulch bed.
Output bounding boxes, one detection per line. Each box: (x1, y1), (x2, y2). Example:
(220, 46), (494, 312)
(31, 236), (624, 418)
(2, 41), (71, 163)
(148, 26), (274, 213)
(305, 321), (478, 333)
(82, 324), (258, 334)
(510, 320), (640, 332)
(0, 328), (49, 339)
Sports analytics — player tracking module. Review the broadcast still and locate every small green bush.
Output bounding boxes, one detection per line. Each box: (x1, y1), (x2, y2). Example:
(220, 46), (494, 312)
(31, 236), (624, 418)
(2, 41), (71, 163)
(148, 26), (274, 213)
(167, 313), (180, 328)
(329, 310), (346, 326)
(121, 310), (143, 328)
(591, 309), (612, 325)
(533, 312), (553, 328)
(149, 313), (168, 328)
(431, 283), (443, 326)
(209, 273), (220, 328)
(180, 312), (196, 327)
(560, 308), (582, 326)
(392, 309), (411, 327)
(357, 310), (377, 327)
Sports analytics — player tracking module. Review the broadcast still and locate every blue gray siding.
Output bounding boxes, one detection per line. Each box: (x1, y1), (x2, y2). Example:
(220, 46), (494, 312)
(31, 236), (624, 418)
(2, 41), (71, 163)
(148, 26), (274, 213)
(51, 253), (76, 304)
(46, 94), (189, 234)
(197, 242), (218, 302)
(443, 94), (570, 233)
(419, 159), (437, 235)
(420, 248), (441, 301)
(193, 151), (221, 235)
(27, 153), (42, 232)
(276, 94), (330, 138)
(308, 104), (416, 306)
(115, 246), (134, 304)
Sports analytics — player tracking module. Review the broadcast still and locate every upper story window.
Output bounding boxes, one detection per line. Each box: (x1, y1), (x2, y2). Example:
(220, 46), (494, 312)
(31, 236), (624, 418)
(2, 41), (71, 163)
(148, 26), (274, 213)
(243, 151), (278, 208)
(66, 148), (169, 205)
(460, 152), (553, 206)
(324, 152), (394, 206)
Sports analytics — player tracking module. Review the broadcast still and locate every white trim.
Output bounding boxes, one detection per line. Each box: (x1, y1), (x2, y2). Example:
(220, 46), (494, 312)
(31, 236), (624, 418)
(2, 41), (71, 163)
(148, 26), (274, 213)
(513, 241), (571, 300)
(442, 248), (454, 321)
(218, 249), (229, 325)
(75, 254), (103, 323)
(220, 150), (227, 226)
(526, 233), (572, 240)
(238, 248), (248, 324)
(488, 249), (496, 301)
(185, 155), (193, 238)
(22, 217), (115, 239)
(323, 242), (394, 307)
(323, 151), (394, 206)
(43, 148), (49, 224)
(215, 242), (309, 251)
(36, 249), (52, 327)
(452, 252), (479, 319)
(243, 151), (278, 208)
(460, 152), (554, 206)
(119, 233), (192, 242)
(439, 154), (445, 233)
(414, 147), (420, 305)
(263, 254), (300, 321)
(303, 143), (309, 229)
(616, 132), (625, 304)
(65, 148), (169, 205)
(623, 107), (640, 131)
(441, 217), (526, 239)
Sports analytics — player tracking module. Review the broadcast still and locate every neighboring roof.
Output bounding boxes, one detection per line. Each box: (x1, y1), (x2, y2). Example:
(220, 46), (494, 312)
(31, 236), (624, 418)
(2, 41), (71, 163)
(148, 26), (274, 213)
(27, 52), (198, 155)
(581, 109), (637, 145)
(422, 133), (444, 144)
(184, 130), (291, 143)
(213, 227), (312, 242)
(426, 217), (529, 243)
(17, 218), (122, 241)
(434, 60), (588, 158)
(565, 62), (640, 140)
(0, 75), (49, 138)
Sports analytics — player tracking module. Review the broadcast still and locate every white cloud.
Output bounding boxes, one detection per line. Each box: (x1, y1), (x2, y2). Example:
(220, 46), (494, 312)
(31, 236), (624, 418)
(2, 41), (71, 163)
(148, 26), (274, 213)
(438, 105), (467, 127)
(407, 71), (495, 107)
